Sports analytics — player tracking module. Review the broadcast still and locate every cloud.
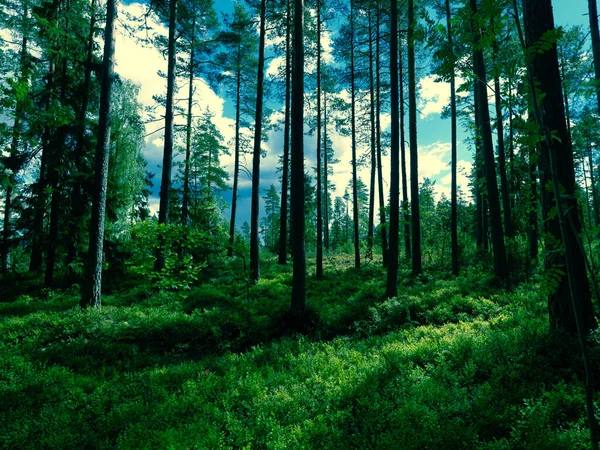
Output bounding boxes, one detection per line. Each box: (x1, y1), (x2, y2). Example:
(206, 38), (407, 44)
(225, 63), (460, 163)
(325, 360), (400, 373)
(418, 75), (468, 119)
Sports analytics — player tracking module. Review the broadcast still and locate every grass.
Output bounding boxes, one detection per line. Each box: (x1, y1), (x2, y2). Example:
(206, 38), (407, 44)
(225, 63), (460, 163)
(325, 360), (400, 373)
(0, 254), (598, 449)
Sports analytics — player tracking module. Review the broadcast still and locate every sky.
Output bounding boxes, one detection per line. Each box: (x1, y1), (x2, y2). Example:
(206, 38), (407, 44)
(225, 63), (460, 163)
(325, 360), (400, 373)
(2, 0), (588, 229)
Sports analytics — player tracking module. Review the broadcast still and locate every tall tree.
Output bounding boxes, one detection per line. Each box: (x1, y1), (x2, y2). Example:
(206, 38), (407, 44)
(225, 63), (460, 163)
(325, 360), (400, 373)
(446, 0), (459, 275)
(523, 2), (598, 446)
(1, 4), (30, 273)
(250, 0), (267, 282)
(278, 0), (292, 264)
(408, 0), (422, 274)
(154, 0), (178, 272)
(80, 0), (117, 308)
(375, 2), (388, 267)
(470, 0), (507, 281)
(386, 0), (400, 297)
(290, 0), (306, 315)
(315, 0), (324, 278)
(350, 0), (360, 269)
(219, 4), (258, 257)
(588, 0), (600, 117)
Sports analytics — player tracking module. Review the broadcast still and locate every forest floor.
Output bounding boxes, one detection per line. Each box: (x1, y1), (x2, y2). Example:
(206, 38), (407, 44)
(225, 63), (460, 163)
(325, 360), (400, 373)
(1, 254), (599, 449)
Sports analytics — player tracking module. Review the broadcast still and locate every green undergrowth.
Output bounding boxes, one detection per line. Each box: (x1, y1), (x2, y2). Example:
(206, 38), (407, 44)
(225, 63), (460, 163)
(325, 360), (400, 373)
(1, 257), (598, 448)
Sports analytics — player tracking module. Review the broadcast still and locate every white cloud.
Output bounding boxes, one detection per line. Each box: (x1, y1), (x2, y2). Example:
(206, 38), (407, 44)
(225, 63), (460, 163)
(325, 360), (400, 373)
(418, 75), (468, 119)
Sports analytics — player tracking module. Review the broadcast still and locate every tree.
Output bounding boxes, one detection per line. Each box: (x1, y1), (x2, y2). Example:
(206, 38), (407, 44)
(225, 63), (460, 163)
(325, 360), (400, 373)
(290, 0), (306, 316)
(588, 0), (600, 117)
(218, 4), (258, 257)
(80, 0), (117, 308)
(278, 0), (292, 264)
(470, 0), (507, 282)
(408, 0), (422, 274)
(315, 0), (324, 278)
(523, 0), (599, 445)
(386, 0), (400, 297)
(250, 0), (267, 282)
(446, 0), (458, 275)
(154, 0), (178, 272)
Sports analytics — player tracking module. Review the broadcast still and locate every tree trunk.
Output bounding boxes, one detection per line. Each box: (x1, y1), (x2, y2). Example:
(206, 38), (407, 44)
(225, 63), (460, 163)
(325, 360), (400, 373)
(250, 0), (267, 282)
(493, 42), (514, 238)
(323, 91), (330, 251)
(228, 48), (243, 257)
(524, 2), (599, 446)
(523, 0), (596, 334)
(182, 15), (196, 227)
(2, 14), (29, 273)
(316, 0), (323, 278)
(81, 0), (117, 308)
(528, 138), (539, 260)
(154, 0), (177, 272)
(350, 0), (360, 270)
(386, 0), (400, 297)
(278, 0), (291, 263)
(588, 145), (600, 227)
(446, 0), (458, 276)
(399, 26), (410, 260)
(367, 7), (376, 261)
(588, 0), (600, 116)
(290, 0), (306, 315)
(67, 0), (96, 265)
(408, 0), (421, 274)
(375, 3), (388, 268)
(470, 0), (507, 281)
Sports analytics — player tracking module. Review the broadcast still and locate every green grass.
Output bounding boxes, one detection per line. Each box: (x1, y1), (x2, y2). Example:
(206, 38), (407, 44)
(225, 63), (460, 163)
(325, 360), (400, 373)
(0, 256), (597, 449)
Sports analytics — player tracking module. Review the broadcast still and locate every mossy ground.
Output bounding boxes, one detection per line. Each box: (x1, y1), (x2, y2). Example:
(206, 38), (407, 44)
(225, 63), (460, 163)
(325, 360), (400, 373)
(1, 254), (598, 449)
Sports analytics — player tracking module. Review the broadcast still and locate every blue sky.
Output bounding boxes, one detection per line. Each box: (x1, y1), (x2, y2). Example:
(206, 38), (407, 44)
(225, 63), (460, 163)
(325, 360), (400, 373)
(112, 0), (590, 230)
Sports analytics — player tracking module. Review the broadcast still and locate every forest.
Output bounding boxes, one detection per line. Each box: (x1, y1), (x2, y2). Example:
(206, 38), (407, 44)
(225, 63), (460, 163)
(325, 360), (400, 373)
(1, 0), (600, 447)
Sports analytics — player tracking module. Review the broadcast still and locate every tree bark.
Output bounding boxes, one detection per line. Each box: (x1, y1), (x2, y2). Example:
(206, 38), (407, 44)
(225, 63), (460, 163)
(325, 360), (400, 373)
(67, 0), (96, 265)
(375, 3), (388, 268)
(182, 15), (196, 227)
(290, 0), (306, 315)
(386, 0), (400, 297)
(278, 0), (291, 264)
(588, 0), (600, 116)
(408, 0), (421, 274)
(367, 6), (376, 261)
(228, 45), (243, 257)
(250, 0), (267, 282)
(524, 2), (599, 446)
(399, 25), (410, 260)
(523, 0), (596, 334)
(350, 0), (360, 270)
(493, 42), (514, 238)
(470, 0), (507, 281)
(2, 11), (29, 273)
(154, 0), (177, 272)
(81, 0), (117, 308)
(446, 0), (459, 276)
(316, 0), (323, 278)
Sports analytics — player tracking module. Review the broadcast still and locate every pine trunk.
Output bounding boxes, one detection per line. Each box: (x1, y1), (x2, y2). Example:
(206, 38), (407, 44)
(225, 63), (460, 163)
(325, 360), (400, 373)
(316, 0), (323, 278)
(386, 0), (400, 297)
(278, 0), (291, 263)
(408, 0), (422, 274)
(154, 0), (177, 272)
(290, 0), (306, 315)
(250, 0), (267, 282)
(375, 4), (388, 268)
(471, 0), (508, 281)
(446, 0), (458, 276)
(350, 0), (360, 270)
(81, 0), (117, 308)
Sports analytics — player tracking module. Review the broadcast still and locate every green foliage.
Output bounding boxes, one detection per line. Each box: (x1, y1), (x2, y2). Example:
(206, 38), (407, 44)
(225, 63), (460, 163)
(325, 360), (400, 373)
(1, 258), (597, 449)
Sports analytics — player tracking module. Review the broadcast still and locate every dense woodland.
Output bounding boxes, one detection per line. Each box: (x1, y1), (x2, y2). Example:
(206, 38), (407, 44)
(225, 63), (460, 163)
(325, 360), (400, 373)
(2, 0), (600, 447)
